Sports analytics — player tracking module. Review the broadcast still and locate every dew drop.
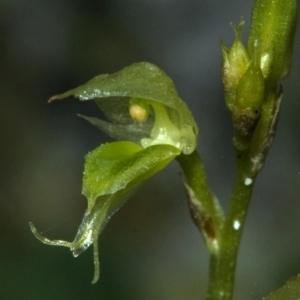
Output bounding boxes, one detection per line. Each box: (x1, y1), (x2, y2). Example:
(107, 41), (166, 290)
(233, 220), (241, 230)
(244, 178), (253, 186)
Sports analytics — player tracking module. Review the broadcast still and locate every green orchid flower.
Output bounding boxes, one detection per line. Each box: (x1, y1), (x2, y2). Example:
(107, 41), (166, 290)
(30, 62), (198, 283)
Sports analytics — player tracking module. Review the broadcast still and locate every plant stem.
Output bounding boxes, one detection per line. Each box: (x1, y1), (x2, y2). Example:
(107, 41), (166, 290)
(179, 148), (256, 299)
(177, 151), (224, 250)
(206, 150), (256, 300)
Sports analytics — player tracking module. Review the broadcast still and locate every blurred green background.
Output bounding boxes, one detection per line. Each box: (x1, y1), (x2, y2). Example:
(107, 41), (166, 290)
(1, 1), (300, 299)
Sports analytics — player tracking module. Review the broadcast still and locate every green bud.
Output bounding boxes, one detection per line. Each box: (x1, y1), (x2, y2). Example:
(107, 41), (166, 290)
(49, 62), (198, 155)
(247, 0), (297, 83)
(236, 63), (265, 113)
(233, 42), (266, 139)
(221, 20), (266, 147)
(221, 20), (250, 111)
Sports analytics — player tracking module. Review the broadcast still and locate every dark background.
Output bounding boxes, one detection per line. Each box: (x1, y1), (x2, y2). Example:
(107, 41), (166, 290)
(1, 1), (300, 299)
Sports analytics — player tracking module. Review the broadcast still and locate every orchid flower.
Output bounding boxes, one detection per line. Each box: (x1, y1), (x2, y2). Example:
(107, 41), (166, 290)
(30, 62), (198, 283)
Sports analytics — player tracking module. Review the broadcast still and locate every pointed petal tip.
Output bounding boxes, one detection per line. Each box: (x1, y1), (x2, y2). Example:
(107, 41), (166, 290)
(77, 113), (88, 119)
(91, 273), (99, 284)
(29, 221), (37, 234)
(91, 240), (100, 284)
(48, 95), (58, 103)
(29, 221), (72, 248)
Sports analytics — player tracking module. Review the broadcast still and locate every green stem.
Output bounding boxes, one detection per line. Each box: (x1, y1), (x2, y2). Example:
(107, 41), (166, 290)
(206, 150), (256, 300)
(178, 148), (256, 299)
(177, 151), (224, 250)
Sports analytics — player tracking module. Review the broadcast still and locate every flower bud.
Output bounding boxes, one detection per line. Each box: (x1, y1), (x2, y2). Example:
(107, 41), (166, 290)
(232, 41), (266, 140)
(247, 0), (297, 84)
(221, 20), (250, 111)
(236, 63), (265, 113)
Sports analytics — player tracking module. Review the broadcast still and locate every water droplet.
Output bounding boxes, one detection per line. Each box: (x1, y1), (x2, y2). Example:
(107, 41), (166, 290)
(244, 178), (253, 186)
(233, 220), (241, 230)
